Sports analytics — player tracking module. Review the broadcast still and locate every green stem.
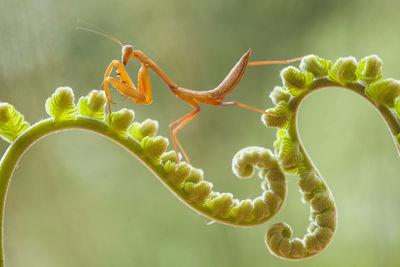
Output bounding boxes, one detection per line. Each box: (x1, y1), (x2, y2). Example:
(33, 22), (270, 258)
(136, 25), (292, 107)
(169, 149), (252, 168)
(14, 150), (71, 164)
(305, 78), (400, 153)
(266, 77), (400, 260)
(2, 70), (399, 264)
(293, 78), (400, 206)
(0, 115), (288, 265)
(0, 116), (167, 266)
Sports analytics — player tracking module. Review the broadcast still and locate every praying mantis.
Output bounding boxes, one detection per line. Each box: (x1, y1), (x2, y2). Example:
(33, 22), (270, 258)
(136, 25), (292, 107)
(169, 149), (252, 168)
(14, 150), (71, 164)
(78, 22), (302, 165)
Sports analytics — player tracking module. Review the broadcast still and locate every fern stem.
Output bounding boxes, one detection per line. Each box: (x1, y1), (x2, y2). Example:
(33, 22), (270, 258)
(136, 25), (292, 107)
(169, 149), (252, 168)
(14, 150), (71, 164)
(308, 78), (400, 154)
(0, 115), (289, 265)
(0, 116), (168, 266)
(1, 55), (399, 263)
(265, 76), (400, 260)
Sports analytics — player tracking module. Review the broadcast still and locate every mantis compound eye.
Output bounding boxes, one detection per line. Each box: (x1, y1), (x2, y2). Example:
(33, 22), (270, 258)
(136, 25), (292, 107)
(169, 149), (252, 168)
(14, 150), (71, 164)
(122, 45), (134, 65)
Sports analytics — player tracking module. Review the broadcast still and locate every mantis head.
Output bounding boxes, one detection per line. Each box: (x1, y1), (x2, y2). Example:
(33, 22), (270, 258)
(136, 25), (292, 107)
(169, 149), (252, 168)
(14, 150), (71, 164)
(122, 45), (134, 65)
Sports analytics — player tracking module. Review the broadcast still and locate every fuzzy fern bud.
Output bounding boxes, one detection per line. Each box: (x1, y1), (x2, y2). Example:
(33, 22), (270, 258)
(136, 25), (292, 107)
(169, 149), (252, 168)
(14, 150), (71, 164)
(129, 119), (158, 141)
(275, 131), (302, 173)
(230, 146), (286, 223)
(356, 55), (383, 83)
(366, 78), (400, 108)
(184, 167), (204, 183)
(262, 101), (290, 129)
(281, 67), (313, 95)
(269, 86), (291, 105)
(266, 222), (304, 259)
(232, 147), (279, 178)
(310, 191), (334, 212)
(77, 90), (106, 120)
(165, 162), (191, 184)
(45, 87), (77, 121)
(161, 150), (181, 164)
(206, 193), (234, 217)
(265, 220), (335, 260)
(107, 108), (135, 139)
(231, 199), (253, 223)
(313, 209), (336, 229)
(298, 165), (321, 195)
(300, 55), (332, 78)
(0, 103), (30, 143)
(328, 57), (358, 85)
(184, 181), (213, 204)
(141, 136), (168, 164)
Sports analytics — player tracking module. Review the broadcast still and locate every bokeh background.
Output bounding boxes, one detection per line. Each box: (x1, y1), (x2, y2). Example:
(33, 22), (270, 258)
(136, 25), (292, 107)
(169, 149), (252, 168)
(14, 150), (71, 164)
(1, 0), (400, 266)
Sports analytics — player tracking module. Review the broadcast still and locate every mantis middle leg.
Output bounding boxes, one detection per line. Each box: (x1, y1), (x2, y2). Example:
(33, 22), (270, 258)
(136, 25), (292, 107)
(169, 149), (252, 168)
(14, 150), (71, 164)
(169, 102), (200, 164)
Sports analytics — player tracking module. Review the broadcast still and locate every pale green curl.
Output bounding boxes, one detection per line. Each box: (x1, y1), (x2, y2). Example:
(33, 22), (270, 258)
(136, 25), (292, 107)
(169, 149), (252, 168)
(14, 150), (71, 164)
(0, 53), (399, 265)
(262, 54), (400, 259)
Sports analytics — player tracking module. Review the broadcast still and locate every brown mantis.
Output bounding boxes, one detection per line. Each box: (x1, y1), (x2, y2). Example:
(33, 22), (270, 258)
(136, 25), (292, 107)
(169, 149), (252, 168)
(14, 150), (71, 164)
(78, 22), (302, 165)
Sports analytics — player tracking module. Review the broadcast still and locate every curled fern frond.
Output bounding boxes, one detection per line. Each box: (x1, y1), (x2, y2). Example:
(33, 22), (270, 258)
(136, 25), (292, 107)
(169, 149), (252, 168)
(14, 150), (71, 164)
(280, 66), (313, 95)
(269, 86), (291, 105)
(0, 103), (30, 143)
(185, 167), (204, 184)
(328, 57), (358, 85)
(77, 90), (107, 120)
(231, 199), (254, 223)
(0, 54), (399, 264)
(275, 131), (302, 173)
(356, 55), (383, 84)
(300, 55), (332, 78)
(262, 101), (290, 129)
(160, 150), (181, 164)
(366, 78), (400, 108)
(129, 119), (159, 141)
(183, 180), (213, 204)
(264, 152), (336, 260)
(232, 146), (280, 178)
(206, 192), (234, 217)
(261, 53), (400, 260)
(107, 108), (135, 139)
(45, 87), (77, 122)
(141, 136), (169, 164)
(231, 147), (286, 222)
(165, 161), (191, 184)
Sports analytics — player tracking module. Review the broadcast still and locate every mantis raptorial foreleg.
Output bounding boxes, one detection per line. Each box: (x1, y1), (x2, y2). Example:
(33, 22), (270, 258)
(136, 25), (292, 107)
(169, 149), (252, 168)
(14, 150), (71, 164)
(102, 60), (152, 112)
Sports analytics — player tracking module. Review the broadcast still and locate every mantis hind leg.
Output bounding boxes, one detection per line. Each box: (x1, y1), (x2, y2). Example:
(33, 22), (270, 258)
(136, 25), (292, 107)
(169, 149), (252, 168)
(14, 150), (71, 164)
(169, 103), (200, 165)
(219, 101), (279, 117)
(248, 56), (303, 66)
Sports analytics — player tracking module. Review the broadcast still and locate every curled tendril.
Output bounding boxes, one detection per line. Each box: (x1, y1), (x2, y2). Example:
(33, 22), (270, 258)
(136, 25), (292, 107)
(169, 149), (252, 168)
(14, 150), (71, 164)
(0, 54), (399, 265)
(0, 85), (287, 265)
(262, 54), (400, 260)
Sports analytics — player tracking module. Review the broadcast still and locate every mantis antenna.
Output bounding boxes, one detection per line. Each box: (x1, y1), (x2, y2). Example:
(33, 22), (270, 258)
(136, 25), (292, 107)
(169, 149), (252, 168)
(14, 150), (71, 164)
(76, 19), (123, 47)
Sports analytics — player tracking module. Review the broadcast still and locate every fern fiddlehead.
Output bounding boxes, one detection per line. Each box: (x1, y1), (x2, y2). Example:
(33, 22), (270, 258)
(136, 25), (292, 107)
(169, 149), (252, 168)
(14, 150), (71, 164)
(0, 87), (286, 266)
(0, 54), (399, 265)
(262, 54), (400, 259)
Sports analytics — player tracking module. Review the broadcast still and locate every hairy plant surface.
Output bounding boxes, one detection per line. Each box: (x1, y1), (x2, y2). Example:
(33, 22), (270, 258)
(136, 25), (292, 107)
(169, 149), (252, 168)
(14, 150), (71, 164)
(0, 55), (399, 265)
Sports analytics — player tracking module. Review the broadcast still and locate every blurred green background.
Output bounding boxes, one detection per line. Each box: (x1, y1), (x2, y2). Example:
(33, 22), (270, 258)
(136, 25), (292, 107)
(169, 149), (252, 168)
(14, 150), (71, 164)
(1, 0), (400, 266)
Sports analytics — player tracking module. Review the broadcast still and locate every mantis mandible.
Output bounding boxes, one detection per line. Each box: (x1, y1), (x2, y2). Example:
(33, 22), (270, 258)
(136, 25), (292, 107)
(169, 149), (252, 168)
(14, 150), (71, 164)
(78, 22), (302, 165)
